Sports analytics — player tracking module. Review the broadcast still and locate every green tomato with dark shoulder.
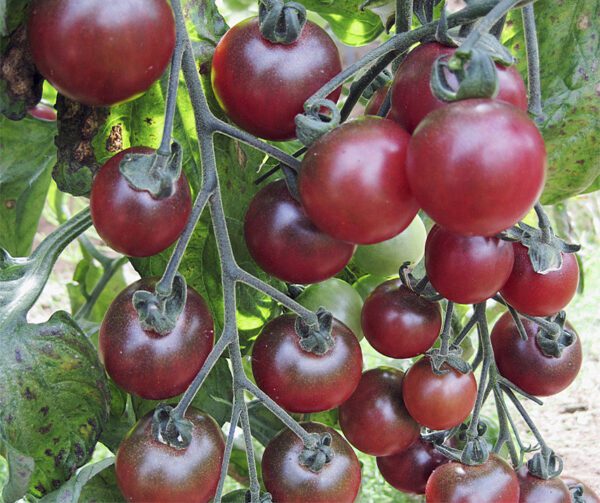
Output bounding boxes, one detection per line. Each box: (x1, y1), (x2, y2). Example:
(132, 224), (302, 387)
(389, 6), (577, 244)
(353, 215), (427, 277)
(296, 278), (364, 340)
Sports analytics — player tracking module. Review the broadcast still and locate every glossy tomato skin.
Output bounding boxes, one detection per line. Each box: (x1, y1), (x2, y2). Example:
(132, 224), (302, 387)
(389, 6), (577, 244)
(99, 278), (214, 399)
(339, 367), (420, 456)
(516, 466), (571, 503)
(500, 243), (580, 316)
(211, 18), (342, 141)
(115, 407), (224, 503)
(361, 279), (442, 358)
(377, 438), (449, 495)
(562, 476), (600, 503)
(425, 225), (515, 304)
(90, 147), (192, 257)
(403, 357), (477, 430)
(299, 117), (418, 244)
(390, 42), (528, 133)
(491, 311), (582, 397)
(244, 180), (355, 284)
(406, 100), (546, 237)
(28, 0), (175, 106)
(426, 454), (520, 503)
(251, 314), (362, 413)
(262, 422), (361, 503)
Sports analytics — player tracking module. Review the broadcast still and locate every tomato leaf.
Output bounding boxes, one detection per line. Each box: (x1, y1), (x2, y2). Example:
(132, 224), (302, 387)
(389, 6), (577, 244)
(77, 465), (124, 503)
(503, 0), (600, 204)
(1, 445), (34, 503)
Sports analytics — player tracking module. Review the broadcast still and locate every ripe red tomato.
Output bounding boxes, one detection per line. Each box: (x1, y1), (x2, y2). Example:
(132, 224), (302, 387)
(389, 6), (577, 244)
(562, 476), (600, 503)
(491, 311), (582, 397)
(425, 454), (520, 503)
(516, 466), (571, 503)
(90, 147), (192, 257)
(377, 438), (449, 495)
(500, 243), (580, 317)
(262, 422), (361, 503)
(361, 279), (442, 358)
(27, 0), (175, 106)
(390, 42), (528, 133)
(211, 18), (342, 141)
(115, 407), (225, 503)
(403, 357), (477, 430)
(244, 180), (355, 284)
(425, 225), (515, 304)
(251, 314), (363, 413)
(406, 100), (546, 237)
(99, 278), (214, 400)
(339, 367), (420, 456)
(299, 117), (418, 244)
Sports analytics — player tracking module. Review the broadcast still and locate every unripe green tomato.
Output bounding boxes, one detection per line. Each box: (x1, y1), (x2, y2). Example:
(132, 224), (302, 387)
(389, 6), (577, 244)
(352, 215), (427, 276)
(296, 278), (364, 340)
(352, 274), (390, 301)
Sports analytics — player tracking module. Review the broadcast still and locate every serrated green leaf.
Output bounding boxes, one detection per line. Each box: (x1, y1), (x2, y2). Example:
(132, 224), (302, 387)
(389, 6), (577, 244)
(0, 312), (110, 498)
(503, 0), (600, 204)
(0, 114), (55, 256)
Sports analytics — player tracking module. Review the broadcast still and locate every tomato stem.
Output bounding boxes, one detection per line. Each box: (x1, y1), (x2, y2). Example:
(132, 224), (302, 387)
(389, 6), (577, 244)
(522, 4), (544, 120)
(396, 0), (414, 34)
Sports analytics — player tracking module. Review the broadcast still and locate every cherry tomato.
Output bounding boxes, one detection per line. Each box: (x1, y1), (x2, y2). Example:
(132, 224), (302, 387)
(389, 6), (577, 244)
(339, 367), (420, 456)
(425, 225), (515, 304)
(299, 116), (419, 244)
(516, 466), (571, 503)
(377, 438), (449, 495)
(251, 314), (363, 413)
(99, 278), (214, 400)
(296, 278), (364, 340)
(390, 42), (528, 133)
(28, 0), (175, 106)
(500, 243), (580, 317)
(425, 454), (520, 503)
(562, 476), (600, 503)
(406, 100), (546, 237)
(365, 84), (390, 116)
(353, 215), (427, 277)
(211, 18), (342, 141)
(90, 147), (192, 257)
(352, 274), (389, 301)
(361, 279), (442, 358)
(403, 356), (477, 430)
(244, 180), (354, 284)
(115, 407), (224, 503)
(262, 422), (361, 503)
(491, 311), (582, 397)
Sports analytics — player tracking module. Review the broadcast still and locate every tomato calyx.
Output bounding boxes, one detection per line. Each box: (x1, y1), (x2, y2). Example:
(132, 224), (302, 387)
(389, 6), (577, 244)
(570, 483), (587, 503)
(119, 142), (184, 199)
(258, 0), (307, 44)
(151, 404), (193, 449)
(399, 263), (442, 302)
(295, 98), (341, 146)
(294, 308), (335, 355)
(527, 449), (564, 480)
(299, 432), (334, 473)
(132, 273), (187, 336)
(535, 312), (577, 358)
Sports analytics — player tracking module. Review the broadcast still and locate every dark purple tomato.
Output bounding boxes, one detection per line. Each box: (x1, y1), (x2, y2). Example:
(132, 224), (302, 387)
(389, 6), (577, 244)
(339, 367), (420, 456)
(390, 42), (528, 133)
(99, 278), (214, 400)
(425, 454), (520, 503)
(251, 314), (363, 413)
(491, 311), (582, 397)
(516, 466), (571, 503)
(361, 279), (442, 358)
(365, 84), (390, 116)
(403, 357), (477, 431)
(90, 147), (192, 257)
(211, 18), (342, 141)
(115, 407), (224, 503)
(425, 225), (515, 304)
(299, 117), (419, 245)
(500, 243), (580, 317)
(406, 100), (546, 237)
(562, 476), (600, 503)
(262, 422), (361, 503)
(377, 438), (449, 495)
(244, 180), (355, 284)
(28, 0), (175, 106)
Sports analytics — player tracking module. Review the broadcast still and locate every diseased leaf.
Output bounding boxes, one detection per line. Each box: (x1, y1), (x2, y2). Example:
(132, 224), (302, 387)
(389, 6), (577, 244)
(503, 0), (600, 204)
(1, 444), (34, 503)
